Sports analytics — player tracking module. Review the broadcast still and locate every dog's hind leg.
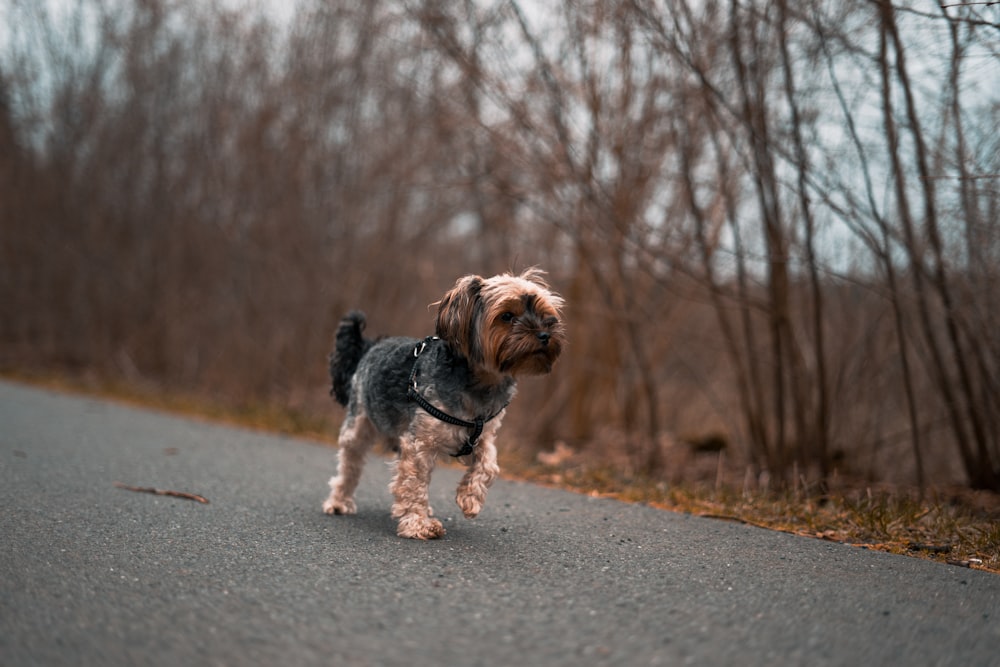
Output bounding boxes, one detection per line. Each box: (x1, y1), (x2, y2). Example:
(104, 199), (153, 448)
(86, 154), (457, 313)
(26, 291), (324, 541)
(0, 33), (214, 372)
(323, 412), (376, 516)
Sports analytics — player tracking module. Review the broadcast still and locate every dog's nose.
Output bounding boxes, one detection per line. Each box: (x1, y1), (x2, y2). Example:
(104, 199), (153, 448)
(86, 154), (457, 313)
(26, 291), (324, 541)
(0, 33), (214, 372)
(537, 331), (551, 345)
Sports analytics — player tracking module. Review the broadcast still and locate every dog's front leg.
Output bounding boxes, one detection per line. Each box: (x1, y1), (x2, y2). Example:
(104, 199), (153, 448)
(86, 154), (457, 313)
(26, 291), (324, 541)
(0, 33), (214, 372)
(456, 433), (500, 519)
(390, 434), (446, 539)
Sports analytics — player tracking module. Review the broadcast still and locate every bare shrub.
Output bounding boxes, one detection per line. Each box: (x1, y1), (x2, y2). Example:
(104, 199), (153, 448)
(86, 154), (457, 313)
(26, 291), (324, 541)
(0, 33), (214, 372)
(2, 0), (998, 492)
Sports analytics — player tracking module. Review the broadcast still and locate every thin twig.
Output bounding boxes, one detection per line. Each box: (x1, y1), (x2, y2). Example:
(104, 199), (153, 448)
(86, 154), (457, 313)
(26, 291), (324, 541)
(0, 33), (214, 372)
(113, 481), (210, 504)
(907, 542), (952, 554)
(939, 3), (999, 8)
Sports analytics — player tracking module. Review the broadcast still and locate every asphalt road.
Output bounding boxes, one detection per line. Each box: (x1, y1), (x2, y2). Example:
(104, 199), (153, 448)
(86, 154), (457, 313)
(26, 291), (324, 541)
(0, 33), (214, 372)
(1, 380), (998, 666)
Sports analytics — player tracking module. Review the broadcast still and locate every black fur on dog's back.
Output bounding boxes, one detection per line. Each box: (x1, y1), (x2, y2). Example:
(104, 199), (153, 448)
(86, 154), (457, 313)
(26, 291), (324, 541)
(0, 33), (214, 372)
(329, 311), (373, 406)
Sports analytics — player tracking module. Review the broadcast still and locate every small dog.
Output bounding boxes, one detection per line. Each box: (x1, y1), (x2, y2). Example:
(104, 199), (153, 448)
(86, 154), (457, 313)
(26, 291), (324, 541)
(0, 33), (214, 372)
(322, 269), (566, 539)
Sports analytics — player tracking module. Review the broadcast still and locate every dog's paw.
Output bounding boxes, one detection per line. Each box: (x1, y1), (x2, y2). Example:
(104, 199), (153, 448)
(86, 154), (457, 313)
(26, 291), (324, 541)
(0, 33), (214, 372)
(322, 496), (356, 515)
(396, 514), (446, 540)
(456, 491), (484, 519)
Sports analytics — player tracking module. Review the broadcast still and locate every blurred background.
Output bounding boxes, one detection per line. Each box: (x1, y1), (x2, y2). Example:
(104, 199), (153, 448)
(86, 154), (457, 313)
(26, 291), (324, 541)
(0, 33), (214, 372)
(1, 0), (998, 494)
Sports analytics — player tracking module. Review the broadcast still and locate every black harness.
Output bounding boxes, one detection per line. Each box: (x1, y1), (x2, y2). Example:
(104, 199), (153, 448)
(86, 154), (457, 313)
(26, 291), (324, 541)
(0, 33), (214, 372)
(406, 337), (509, 457)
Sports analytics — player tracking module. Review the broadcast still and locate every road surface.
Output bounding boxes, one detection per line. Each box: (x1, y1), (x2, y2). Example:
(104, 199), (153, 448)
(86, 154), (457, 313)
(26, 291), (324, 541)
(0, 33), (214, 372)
(1, 380), (998, 666)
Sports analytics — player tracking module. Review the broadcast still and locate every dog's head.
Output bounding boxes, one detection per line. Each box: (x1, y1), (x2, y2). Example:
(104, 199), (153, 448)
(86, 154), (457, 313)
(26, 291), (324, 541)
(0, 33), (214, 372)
(435, 269), (565, 379)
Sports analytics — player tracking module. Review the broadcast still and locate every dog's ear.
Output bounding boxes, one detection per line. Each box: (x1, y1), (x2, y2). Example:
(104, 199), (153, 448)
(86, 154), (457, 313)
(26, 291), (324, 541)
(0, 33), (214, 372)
(434, 274), (483, 361)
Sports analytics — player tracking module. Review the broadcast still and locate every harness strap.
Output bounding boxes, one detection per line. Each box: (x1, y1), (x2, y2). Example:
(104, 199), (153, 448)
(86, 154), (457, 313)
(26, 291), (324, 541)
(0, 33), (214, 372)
(407, 337), (507, 457)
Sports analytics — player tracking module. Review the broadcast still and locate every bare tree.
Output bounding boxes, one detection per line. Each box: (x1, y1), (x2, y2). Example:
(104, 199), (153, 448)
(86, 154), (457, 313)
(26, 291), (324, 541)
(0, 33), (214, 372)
(2, 0), (998, 491)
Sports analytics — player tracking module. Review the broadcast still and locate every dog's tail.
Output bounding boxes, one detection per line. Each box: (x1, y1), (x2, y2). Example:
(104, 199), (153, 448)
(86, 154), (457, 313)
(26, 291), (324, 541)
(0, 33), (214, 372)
(329, 311), (373, 406)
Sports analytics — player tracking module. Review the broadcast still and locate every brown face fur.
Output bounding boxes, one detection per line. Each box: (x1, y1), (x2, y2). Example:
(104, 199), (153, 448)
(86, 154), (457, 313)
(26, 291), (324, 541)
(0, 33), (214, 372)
(435, 269), (565, 380)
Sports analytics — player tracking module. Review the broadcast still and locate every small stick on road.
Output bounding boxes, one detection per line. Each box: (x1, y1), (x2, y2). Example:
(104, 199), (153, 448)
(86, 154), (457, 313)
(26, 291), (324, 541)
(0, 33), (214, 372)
(113, 481), (210, 504)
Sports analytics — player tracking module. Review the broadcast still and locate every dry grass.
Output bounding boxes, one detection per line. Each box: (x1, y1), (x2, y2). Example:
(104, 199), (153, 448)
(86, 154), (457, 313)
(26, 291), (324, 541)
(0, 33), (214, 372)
(510, 455), (1000, 574)
(7, 371), (998, 575)
(2, 371), (337, 443)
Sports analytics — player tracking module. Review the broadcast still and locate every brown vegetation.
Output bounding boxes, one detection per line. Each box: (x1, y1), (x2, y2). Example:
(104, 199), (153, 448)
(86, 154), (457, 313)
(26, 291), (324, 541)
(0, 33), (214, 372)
(2, 0), (998, 499)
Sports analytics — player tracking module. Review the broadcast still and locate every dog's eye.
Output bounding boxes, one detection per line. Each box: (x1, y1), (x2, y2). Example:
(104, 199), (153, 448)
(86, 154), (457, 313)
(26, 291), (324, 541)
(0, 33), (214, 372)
(500, 312), (516, 323)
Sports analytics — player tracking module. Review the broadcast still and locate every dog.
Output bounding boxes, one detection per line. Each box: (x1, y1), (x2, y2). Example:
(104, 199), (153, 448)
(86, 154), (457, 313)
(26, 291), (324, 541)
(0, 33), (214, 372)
(322, 269), (565, 539)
